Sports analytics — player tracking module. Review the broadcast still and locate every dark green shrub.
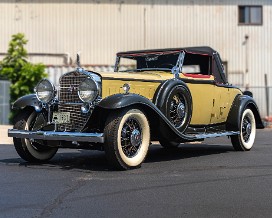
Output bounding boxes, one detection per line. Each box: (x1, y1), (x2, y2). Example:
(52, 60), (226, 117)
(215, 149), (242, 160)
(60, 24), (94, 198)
(0, 33), (47, 122)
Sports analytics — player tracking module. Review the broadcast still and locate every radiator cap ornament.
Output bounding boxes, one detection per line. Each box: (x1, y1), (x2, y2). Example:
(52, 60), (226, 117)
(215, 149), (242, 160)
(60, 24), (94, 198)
(76, 51), (81, 68)
(75, 51), (84, 74)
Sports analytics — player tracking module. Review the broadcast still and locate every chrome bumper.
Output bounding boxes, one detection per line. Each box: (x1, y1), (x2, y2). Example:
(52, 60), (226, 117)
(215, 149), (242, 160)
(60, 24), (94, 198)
(8, 129), (104, 143)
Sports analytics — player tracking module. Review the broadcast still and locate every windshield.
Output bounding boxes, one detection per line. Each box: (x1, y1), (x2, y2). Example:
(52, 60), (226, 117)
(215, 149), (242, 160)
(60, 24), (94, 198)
(115, 51), (180, 72)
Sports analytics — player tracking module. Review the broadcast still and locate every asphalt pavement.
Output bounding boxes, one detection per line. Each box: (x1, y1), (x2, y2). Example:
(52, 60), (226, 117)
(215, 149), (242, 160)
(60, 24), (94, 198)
(0, 128), (272, 218)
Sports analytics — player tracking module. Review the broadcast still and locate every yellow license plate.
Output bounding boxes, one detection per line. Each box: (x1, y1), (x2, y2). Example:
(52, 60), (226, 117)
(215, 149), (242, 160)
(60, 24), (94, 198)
(52, 112), (70, 124)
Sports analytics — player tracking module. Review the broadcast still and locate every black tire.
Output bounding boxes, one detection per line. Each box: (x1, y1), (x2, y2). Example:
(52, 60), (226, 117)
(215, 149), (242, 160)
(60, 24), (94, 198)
(13, 108), (58, 162)
(231, 108), (256, 151)
(160, 85), (192, 133)
(159, 137), (180, 148)
(104, 108), (150, 170)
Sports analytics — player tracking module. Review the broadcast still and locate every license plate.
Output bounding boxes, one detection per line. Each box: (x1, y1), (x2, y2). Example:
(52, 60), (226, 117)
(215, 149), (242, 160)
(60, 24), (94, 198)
(52, 112), (70, 124)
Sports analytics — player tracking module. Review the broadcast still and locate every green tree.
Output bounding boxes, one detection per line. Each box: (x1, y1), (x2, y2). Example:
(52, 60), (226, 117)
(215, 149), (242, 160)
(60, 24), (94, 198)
(0, 33), (47, 122)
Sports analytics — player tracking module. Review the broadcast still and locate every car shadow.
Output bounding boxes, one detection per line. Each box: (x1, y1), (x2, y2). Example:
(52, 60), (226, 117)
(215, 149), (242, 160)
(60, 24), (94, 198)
(145, 143), (234, 163)
(0, 143), (234, 172)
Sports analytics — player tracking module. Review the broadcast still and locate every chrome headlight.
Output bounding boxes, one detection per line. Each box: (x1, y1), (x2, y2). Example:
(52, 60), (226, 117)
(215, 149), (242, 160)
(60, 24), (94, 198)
(78, 77), (99, 103)
(35, 79), (55, 103)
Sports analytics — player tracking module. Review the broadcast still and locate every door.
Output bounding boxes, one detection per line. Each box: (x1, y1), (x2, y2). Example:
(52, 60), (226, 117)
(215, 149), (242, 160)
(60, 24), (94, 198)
(210, 54), (230, 124)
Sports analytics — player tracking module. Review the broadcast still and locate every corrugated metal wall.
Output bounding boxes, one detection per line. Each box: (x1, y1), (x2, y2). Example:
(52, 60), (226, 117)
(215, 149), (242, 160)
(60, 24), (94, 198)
(1, 0), (271, 116)
(1, 0), (271, 84)
(0, 80), (10, 125)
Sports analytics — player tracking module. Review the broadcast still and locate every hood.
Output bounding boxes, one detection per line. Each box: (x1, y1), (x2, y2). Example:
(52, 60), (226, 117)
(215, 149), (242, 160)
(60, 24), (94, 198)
(97, 71), (174, 81)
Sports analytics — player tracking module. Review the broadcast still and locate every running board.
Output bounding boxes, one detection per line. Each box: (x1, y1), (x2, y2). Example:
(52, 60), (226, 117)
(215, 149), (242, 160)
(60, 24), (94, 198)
(186, 131), (239, 140)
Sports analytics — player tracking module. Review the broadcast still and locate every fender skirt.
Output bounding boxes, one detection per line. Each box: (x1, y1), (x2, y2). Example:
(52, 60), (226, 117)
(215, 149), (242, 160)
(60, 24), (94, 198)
(226, 94), (264, 131)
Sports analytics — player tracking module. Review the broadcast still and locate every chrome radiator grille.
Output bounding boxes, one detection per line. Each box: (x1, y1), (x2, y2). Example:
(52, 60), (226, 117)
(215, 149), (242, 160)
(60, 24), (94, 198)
(59, 72), (87, 103)
(58, 71), (90, 131)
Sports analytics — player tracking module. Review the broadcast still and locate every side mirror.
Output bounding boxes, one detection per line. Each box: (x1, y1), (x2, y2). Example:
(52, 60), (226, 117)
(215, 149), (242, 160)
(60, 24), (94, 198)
(171, 66), (180, 78)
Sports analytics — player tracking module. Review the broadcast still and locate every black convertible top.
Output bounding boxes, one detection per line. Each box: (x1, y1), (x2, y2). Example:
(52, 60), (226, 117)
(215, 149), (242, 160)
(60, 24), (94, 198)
(117, 46), (217, 56)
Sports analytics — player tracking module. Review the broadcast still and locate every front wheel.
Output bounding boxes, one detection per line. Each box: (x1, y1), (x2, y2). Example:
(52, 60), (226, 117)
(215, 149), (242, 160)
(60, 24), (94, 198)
(104, 108), (150, 170)
(13, 108), (58, 162)
(231, 108), (256, 151)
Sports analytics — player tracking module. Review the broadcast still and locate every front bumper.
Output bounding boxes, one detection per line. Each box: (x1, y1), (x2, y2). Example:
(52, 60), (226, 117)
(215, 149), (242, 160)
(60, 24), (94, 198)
(8, 129), (104, 143)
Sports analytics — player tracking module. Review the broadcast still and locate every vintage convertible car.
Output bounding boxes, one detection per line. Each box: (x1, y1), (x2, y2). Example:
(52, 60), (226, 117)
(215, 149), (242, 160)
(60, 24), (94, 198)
(8, 46), (264, 170)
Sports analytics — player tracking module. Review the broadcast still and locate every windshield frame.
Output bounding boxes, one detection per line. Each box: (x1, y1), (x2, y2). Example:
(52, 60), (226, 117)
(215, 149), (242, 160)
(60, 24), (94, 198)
(114, 50), (183, 73)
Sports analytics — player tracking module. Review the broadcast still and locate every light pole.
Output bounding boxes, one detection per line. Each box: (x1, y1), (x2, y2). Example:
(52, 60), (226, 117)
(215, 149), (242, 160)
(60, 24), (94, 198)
(242, 35), (249, 89)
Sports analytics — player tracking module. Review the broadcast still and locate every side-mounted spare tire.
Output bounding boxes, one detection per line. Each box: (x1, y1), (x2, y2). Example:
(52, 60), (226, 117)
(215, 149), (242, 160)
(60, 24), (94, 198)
(155, 82), (193, 148)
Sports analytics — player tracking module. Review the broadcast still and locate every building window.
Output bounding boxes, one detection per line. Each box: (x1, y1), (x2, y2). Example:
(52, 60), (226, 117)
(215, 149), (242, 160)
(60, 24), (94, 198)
(238, 6), (262, 25)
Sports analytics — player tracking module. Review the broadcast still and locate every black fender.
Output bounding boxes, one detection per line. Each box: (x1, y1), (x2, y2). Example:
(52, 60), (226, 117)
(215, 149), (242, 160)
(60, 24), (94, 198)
(82, 93), (157, 133)
(12, 94), (42, 111)
(226, 94), (264, 131)
(82, 93), (196, 142)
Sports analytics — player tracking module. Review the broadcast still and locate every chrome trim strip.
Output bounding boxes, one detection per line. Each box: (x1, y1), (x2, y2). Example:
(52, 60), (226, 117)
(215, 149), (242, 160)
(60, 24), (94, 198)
(8, 129), (104, 143)
(194, 131), (239, 139)
(59, 102), (83, 105)
(102, 77), (164, 83)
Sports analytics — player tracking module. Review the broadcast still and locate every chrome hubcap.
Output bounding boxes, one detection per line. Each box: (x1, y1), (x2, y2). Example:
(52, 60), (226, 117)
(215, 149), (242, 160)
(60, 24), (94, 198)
(246, 123), (252, 135)
(177, 102), (185, 119)
(130, 129), (141, 147)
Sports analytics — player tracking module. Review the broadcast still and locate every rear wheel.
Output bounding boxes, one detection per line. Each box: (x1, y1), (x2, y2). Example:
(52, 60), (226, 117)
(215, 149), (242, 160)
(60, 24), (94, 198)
(104, 108), (150, 170)
(13, 108), (58, 162)
(231, 108), (256, 151)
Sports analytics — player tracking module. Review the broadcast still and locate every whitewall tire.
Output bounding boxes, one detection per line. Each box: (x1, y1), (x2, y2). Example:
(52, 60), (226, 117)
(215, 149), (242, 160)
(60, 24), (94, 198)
(104, 108), (150, 170)
(231, 108), (256, 151)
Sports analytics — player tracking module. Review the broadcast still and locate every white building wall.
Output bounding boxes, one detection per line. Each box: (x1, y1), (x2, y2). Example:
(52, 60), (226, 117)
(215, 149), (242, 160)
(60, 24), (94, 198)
(1, 0), (271, 116)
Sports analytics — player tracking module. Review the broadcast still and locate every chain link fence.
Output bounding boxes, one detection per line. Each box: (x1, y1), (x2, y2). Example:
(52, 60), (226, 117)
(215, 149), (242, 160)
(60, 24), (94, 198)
(238, 86), (272, 127)
(0, 80), (10, 125)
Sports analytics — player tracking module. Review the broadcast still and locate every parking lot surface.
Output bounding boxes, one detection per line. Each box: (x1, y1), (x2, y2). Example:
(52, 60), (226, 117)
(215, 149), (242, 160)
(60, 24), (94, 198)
(0, 129), (272, 218)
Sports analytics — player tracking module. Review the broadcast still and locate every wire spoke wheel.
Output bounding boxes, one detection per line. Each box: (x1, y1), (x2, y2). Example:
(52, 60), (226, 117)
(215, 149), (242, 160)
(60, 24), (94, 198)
(121, 118), (142, 158)
(242, 116), (251, 142)
(158, 84), (192, 133)
(169, 93), (186, 128)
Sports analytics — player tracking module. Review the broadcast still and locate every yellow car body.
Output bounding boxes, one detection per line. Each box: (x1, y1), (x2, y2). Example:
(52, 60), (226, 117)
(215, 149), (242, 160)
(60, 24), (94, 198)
(100, 71), (241, 125)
